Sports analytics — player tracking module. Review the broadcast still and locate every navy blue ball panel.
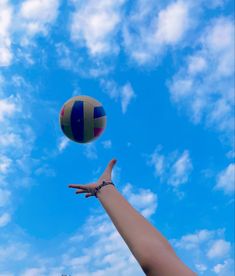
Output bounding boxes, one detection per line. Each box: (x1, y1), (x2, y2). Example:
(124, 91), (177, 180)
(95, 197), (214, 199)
(71, 101), (84, 142)
(94, 106), (106, 118)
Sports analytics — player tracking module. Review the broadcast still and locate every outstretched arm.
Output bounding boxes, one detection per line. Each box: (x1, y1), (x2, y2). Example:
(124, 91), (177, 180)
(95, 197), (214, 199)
(69, 159), (196, 276)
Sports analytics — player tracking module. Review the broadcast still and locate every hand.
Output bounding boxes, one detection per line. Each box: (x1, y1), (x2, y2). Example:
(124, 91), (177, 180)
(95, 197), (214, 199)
(68, 159), (117, 198)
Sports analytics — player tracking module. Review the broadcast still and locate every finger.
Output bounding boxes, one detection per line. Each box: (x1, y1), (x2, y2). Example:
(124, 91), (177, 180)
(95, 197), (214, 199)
(85, 193), (93, 198)
(68, 184), (87, 189)
(75, 189), (86, 194)
(104, 159), (117, 175)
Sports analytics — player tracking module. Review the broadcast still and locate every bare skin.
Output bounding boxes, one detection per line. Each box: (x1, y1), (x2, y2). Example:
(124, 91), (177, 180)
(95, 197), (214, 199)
(69, 159), (196, 276)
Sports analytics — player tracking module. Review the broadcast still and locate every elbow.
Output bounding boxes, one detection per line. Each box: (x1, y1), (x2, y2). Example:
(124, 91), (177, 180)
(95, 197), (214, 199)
(140, 253), (197, 276)
(138, 242), (195, 276)
(141, 264), (152, 276)
(139, 254), (162, 276)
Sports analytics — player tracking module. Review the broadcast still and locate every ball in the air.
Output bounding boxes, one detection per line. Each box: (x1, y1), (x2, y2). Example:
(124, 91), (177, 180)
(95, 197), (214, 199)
(59, 95), (106, 143)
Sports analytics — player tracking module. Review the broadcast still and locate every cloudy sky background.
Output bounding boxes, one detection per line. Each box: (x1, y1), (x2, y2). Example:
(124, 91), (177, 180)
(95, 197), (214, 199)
(0, 0), (234, 275)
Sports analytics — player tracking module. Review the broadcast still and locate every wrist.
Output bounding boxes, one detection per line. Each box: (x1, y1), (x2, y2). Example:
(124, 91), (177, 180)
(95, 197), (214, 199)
(96, 181), (115, 198)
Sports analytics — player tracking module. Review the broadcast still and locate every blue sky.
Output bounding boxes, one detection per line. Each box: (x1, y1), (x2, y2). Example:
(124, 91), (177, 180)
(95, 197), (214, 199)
(0, 0), (234, 275)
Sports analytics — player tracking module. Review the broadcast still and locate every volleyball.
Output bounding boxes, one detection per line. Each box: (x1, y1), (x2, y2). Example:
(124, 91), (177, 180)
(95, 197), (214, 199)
(59, 95), (106, 143)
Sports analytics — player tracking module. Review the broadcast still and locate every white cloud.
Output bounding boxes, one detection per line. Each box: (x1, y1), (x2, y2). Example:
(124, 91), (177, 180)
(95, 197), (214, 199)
(84, 143), (98, 160)
(215, 164), (235, 195)
(122, 183), (158, 218)
(0, 212), (11, 227)
(203, 17), (233, 55)
(0, 242), (28, 262)
(56, 43), (73, 70)
(34, 164), (56, 177)
(0, 74), (4, 90)
(123, 0), (191, 64)
(226, 150), (235, 159)
(0, 272), (13, 276)
(101, 80), (135, 113)
(0, 188), (11, 207)
(102, 140), (112, 149)
(68, 256), (91, 267)
(168, 151), (193, 187)
(120, 84), (136, 114)
(172, 229), (234, 275)
(21, 268), (46, 276)
(195, 263), (207, 273)
(18, 0), (60, 39)
(0, 156), (12, 174)
(56, 42), (116, 77)
(207, 239), (231, 259)
(70, 0), (125, 56)
(148, 146), (193, 188)
(1, 0), (60, 67)
(0, 0), (13, 66)
(205, 0), (226, 8)
(0, 133), (22, 148)
(155, 1), (189, 44)
(58, 136), (69, 152)
(169, 17), (234, 145)
(0, 77), (39, 260)
(0, 80), (34, 160)
(213, 259), (235, 275)
(0, 97), (17, 122)
(188, 56), (207, 75)
(173, 229), (214, 250)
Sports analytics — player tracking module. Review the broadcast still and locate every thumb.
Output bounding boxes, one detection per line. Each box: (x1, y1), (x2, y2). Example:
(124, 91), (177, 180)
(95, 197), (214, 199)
(105, 159), (117, 175)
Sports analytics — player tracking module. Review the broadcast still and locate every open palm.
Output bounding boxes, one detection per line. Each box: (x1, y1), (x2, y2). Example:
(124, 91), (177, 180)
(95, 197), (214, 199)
(68, 159), (117, 198)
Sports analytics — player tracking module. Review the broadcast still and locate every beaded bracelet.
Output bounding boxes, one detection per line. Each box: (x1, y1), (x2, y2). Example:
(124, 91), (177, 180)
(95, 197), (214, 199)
(92, 180), (115, 197)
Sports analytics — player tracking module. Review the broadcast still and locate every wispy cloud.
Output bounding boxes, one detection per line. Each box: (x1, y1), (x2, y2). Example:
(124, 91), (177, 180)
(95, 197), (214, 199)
(212, 259), (234, 275)
(0, 0), (13, 67)
(21, 268), (46, 276)
(0, 156), (12, 174)
(1, 0), (60, 67)
(0, 188), (11, 207)
(121, 84), (136, 114)
(56, 43), (73, 70)
(0, 212), (11, 227)
(122, 183), (158, 218)
(172, 229), (234, 275)
(215, 164), (235, 195)
(0, 76), (38, 232)
(0, 96), (18, 121)
(148, 146), (193, 188)
(207, 239), (231, 259)
(101, 80), (136, 113)
(123, 0), (191, 64)
(102, 140), (112, 149)
(169, 17), (234, 145)
(0, 241), (29, 263)
(70, 0), (125, 56)
(84, 143), (98, 160)
(17, 0), (60, 44)
(58, 136), (70, 153)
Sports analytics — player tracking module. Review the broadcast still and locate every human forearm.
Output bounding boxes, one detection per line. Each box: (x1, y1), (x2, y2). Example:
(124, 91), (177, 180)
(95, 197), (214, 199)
(97, 184), (195, 275)
(97, 185), (174, 266)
